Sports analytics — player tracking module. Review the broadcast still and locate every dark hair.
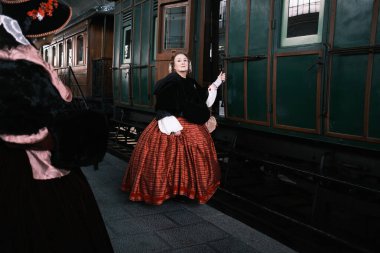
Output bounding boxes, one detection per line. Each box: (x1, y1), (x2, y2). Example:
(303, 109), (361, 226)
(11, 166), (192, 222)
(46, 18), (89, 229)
(0, 26), (21, 49)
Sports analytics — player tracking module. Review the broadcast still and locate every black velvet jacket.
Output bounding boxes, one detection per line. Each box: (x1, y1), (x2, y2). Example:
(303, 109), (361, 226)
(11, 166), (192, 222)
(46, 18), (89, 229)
(154, 72), (210, 125)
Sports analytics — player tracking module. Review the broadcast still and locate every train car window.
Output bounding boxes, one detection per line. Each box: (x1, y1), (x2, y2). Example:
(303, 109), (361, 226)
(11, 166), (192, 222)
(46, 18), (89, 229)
(122, 26), (131, 63)
(219, 0), (226, 57)
(58, 43), (64, 67)
(202, 0), (223, 83)
(67, 40), (73, 66)
(52, 46), (57, 67)
(77, 35), (84, 65)
(163, 4), (187, 49)
(44, 48), (48, 63)
(281, 0), (325, 47)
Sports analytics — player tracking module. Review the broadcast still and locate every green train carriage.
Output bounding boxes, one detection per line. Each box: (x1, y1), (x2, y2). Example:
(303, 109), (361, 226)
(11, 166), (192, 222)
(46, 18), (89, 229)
(110, 0), (380, 252)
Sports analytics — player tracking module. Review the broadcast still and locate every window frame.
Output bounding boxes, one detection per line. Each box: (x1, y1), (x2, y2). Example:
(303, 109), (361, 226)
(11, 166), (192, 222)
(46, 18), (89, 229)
(158, 1), (191, 56)
(66, 39), (73, 66)
(280, 0), (325, 47)
(58, 43), (64, 67)
(122, 25), (132, 64)
(162, 2), (187, 50)
(43, 47), (49, 63)
(52, 45), (57, 67)
(76, 34), (86, 65)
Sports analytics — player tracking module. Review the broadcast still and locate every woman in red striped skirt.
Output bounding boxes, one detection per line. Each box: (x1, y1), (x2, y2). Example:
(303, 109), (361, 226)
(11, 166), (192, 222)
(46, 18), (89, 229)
(121, 53), (226, 205)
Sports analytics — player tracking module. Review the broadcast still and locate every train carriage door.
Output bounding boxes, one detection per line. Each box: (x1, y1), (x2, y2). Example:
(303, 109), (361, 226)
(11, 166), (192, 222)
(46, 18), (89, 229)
(223, 0), (272, 124)
(121, 10), (133, 105)
(112, 1), (133, 106)
(131, 0), (155, 107)
(112, 2), (121, 105)
(272, 0), (326, 134)
(197, 0), (222, 114)
(156, 0), (194, 80)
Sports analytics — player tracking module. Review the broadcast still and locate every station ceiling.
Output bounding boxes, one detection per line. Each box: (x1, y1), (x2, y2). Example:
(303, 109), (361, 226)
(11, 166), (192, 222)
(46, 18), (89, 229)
(60, 0), (114, 20)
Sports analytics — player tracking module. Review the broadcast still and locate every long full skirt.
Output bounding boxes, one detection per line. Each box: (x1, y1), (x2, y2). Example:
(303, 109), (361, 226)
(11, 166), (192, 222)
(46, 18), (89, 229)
(121, 118), (220, 205)
(0, 144), (114, 253)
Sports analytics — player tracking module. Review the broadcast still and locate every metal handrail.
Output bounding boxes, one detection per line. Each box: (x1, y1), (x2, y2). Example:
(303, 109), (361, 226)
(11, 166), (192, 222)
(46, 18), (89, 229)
(67, 66), (89, 110)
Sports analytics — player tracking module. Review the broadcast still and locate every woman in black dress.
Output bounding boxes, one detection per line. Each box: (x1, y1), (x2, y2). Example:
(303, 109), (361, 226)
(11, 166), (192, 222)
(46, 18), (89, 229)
(0, 1), (113, 252)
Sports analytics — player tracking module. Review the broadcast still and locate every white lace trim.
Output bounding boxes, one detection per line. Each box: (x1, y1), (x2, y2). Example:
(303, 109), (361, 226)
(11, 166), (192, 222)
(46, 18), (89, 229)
(0, 15), (30, 45)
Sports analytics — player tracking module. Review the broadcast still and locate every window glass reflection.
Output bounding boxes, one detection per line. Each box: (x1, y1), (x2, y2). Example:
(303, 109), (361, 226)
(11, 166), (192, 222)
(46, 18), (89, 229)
(77, 35), (84, 64)
(67, 40), (72, 66)
(287, 0), (320, 38)
(164, 6), (186, 49)
(58, 43), (63, 67)
(52, 46), (56, 67)
(44, 49), (48, 62)
(123, 27), (131, 63)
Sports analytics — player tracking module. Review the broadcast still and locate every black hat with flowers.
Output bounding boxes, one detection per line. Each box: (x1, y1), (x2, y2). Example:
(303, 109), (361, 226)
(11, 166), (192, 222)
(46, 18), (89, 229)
(0, 0), (71, 38)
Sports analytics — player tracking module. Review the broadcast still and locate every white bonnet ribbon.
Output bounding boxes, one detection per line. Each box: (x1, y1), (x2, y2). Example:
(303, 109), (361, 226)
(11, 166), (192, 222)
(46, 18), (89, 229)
(0, 15), (30, 46)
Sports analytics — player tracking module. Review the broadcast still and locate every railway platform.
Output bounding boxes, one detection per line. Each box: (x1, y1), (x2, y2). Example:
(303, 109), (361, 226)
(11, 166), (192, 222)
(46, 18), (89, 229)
(82, 153), (298, 253)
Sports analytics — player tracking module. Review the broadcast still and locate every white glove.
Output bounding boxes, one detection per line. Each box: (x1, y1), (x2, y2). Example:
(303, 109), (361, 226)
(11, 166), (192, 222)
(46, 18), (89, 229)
(158, 116), (183, 135)
(213, 71), (226, 88)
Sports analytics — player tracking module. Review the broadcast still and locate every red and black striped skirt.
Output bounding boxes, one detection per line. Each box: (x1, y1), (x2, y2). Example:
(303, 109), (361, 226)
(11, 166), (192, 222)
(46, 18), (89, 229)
(121, 118), (220, 205)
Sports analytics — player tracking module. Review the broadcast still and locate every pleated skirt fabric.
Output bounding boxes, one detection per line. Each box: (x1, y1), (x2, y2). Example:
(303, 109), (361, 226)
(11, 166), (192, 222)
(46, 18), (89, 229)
(0, 144), (114, 253)
(121, 118), (221, 205)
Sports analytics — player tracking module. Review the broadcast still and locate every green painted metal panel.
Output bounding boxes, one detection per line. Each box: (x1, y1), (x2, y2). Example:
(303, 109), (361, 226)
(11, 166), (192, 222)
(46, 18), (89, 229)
(226, 62), (244, 118)
(329, 54), (367, 135)
(115, 1), (121, 11)
(133, 5), (141, 65)
(113, 13), (121, 67)
(276, 55), (319, 129)
(132, 69), (140, 104)
(191, 0), (201, 79)
(248, 0), (270, 55)
(113, 13), (121, 103)
(151, 67), (156, 105)
(369, 54), (380, 138)
(228, 0), (247, 56)
(377, 7), (380, 44)
(247, 60), (267, 121)
(151, 67), (156, 87)
(141, 1), (150, 66)
(334, 0), (372, 47)
(113, 70), (120, 103)
(140, 67), (149, 105)
(121, 68), (130, 103)
(122, 0), (132, 9)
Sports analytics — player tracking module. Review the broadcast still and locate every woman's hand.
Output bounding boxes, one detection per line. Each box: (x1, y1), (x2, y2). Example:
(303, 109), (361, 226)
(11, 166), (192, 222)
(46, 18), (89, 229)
(213, 71), (226, 88)
(172, 131), (182, 136)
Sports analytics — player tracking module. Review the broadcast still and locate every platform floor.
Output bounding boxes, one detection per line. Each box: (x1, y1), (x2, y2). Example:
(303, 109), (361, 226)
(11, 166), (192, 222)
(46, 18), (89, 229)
(82, 153), (298, 253)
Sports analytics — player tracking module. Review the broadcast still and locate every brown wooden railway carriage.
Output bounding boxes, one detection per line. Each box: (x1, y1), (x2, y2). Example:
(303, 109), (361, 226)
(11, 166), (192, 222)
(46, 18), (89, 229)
(42, 6), (114, 112)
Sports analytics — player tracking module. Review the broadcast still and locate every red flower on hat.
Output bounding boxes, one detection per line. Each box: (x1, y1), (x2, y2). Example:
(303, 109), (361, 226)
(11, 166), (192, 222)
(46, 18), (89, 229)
(27, 0), (59, 21)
